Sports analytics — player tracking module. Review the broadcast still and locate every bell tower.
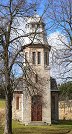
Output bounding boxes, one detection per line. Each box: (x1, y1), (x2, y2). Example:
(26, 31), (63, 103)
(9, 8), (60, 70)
(12, 13), (59, 125)
(22, 14), (51, 124)
(24, 14), (51, 69)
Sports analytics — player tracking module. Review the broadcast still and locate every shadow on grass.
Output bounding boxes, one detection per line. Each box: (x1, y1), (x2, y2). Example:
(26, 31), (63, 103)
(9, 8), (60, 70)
(52, 120), (72, 125)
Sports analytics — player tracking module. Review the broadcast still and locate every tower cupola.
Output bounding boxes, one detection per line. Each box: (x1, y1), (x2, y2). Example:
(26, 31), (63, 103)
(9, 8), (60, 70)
(25, 13), (48, 45)
(23, 14), (51, 70)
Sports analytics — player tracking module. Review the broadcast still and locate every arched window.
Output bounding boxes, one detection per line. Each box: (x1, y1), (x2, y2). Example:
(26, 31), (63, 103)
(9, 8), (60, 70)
(32, 52), (36, 64)
(44, 51), (49, 66)
(37, 52), (41, 64)
(16, 96), (19, 110)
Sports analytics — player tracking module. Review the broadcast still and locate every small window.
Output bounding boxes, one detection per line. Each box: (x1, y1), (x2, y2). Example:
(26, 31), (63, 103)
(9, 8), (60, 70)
(44, 52), (48, 65)
(32, 52), (36, 64)
(37, 52), (41, 64)
(32, 23), (35, 28)
(16, 96), (19, 110)
(25, 24), (27, 28)
(25, 24), (29, 28)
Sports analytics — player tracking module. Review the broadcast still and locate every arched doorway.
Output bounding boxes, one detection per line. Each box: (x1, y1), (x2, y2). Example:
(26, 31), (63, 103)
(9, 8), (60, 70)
(31, 95), (42, 121)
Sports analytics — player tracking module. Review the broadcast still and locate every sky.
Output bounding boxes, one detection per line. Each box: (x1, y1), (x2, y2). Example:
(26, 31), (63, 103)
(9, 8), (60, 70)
(0, 0), (71, 83)
(48, 32), (68, 83)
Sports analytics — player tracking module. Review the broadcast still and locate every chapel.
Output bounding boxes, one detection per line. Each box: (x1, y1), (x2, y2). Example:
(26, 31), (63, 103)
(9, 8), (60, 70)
(12, 14), (59, 125)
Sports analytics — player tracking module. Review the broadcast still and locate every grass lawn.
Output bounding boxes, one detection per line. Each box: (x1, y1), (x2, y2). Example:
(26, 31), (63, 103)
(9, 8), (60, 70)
(0, 99), (72, 134)
(13, 120), (72, 134)
(0, 120), (72, 134)
(0, 99), (5, 109)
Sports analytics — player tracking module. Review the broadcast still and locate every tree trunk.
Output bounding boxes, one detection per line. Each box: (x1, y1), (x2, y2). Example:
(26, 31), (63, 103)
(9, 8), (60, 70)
(4, 91), (12, 134)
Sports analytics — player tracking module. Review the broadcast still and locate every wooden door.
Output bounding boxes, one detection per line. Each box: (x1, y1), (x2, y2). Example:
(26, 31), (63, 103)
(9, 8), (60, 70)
(37, 102), (42, 121)
(31, 95), (42, 121)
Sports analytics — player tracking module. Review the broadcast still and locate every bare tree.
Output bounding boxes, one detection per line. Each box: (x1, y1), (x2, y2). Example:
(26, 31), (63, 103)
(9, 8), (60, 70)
(0, 0), (44, 134)
(46, 0), (72, 82)
(1, 0), (71, 133)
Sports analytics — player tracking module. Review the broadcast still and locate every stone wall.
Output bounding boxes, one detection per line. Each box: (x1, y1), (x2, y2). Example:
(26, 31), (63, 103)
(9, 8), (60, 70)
(12, 45), (58, 125)
(23, 93), (31, 125)
(23, 46), (51, 124)
(12, 92), (23, 122)
(59, 100), (72, 120)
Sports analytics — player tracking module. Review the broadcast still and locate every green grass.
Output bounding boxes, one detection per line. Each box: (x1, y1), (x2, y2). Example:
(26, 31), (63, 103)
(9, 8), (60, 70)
(0, 120), (72, 134)
(12, 120), (72, 134)
(0, 99), (5, 109)
(0, 99), (72, 134)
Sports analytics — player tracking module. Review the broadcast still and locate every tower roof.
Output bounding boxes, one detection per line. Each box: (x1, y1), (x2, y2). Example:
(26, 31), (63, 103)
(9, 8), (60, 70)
(23, 13), (51, 49)
(27, 13), (41, 24)
(22, 43), (51, 51)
